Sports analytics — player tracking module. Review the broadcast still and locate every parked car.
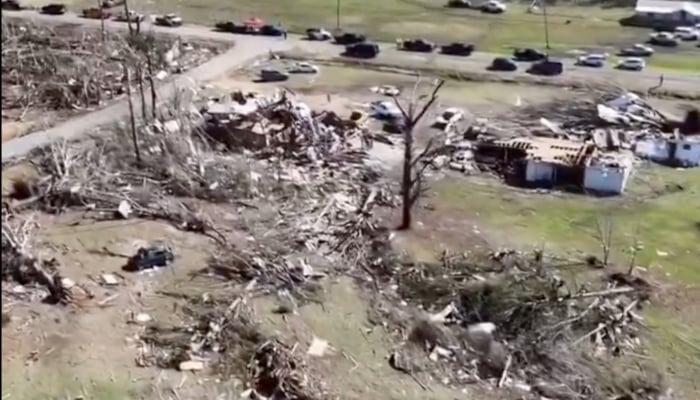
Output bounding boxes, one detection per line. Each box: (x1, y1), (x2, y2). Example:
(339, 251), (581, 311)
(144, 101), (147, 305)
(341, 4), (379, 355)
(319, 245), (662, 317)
(370, 85), (400, 96)
(576, 54), (606, 68)
(397, 38), (436, 53)
(513, 48), (546, 62)
(489, 57), (517, 71)
(306, 27), (332, 40)
(440, 42), (475, 56)
(243, 17), (265, 31)
(674, 26), (699, 41)
(215, 21), (244, 33)
(528, 59), (564, 76)
(481, 0), (507, 14)
(288, 62), (319, 74)
(155, 13), (183, 27)
(433, 108), (464, 128)
(370, 101), (402, 120)
(101, 0), (124, 8)
(40, 3), (66, 15)
(82, 7), (111, 19)
(334, 32), (366, 45)
(344, 42), (380, 58)
(649, 32), (678, 47)
(259, 24), (286, 37)
(446, 0), (471, 8)
(114, 10), (145, 23)
(259, 68), (289, 82)
(619, 43), (654, 57)
(616, 57), (646, 71)
(1, 0), (23, 10)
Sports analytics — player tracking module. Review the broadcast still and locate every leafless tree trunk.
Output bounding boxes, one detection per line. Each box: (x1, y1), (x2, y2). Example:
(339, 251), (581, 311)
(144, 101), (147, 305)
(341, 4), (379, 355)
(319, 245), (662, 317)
(97, 0), (105, 42)
(146, 52), (157, 119)
(123, 64), (141, 164)
(137, 63), (147, 121)
(123, 0), (133, 37)
(394, 78), (445, 230)
(627, 223), (642, 275)
(595, 215), (614, 267)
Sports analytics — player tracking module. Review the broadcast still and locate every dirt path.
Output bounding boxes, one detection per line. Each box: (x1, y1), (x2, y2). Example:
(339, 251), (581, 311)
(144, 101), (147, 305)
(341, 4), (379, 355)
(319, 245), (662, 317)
(0, 20), (291, 161)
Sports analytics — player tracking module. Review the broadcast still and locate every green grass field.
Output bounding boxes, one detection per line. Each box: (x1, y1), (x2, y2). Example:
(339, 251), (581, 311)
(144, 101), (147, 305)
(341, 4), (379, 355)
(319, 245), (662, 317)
(62, 0), (699, 71)
(431, 165), (700, 397)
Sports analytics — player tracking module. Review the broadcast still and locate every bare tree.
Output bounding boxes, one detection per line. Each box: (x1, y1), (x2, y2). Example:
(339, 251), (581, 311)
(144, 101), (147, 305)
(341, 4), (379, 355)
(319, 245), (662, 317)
(97, 0), (105, 42)
(594, 215), (614, 267)
(123, 63), (141, 164)
(626, 223), (643, 275)
(122, 0), (134, 37)
(146, 52), (157, 119)
(393, 77), (445, 230)
(137, 63), (147, 120)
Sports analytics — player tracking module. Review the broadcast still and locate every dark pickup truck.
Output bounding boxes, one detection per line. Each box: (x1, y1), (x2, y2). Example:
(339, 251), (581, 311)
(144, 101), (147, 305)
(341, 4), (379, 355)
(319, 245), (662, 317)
(528, 59), (564, 76)
(440, 42), (475, 56)
(334, 32), (366, 45)
(344, 42), (380, 59)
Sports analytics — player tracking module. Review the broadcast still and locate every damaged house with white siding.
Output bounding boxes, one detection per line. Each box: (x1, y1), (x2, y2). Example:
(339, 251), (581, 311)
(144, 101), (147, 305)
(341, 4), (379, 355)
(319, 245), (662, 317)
(475, 137), (634, 195)
(634, 135), (700, 167)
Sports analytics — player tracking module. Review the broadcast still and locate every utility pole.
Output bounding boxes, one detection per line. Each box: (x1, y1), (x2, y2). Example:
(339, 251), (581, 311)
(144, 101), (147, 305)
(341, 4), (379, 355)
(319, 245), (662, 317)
(336, 0), (341, 31)
(542, 0), (551, 50)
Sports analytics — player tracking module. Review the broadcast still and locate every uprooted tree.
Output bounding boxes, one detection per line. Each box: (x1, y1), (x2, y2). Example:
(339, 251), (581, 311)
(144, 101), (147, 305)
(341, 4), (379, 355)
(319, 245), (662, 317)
(394, 77), (445, 230)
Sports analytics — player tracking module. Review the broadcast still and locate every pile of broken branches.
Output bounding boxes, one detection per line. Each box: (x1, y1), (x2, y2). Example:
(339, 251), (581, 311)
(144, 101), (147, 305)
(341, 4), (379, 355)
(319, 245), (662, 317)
(139, 293), (326, 400)
(1, 212), (72, 304)
(1, 20), (219, 119)
(372, 249), (660, 400)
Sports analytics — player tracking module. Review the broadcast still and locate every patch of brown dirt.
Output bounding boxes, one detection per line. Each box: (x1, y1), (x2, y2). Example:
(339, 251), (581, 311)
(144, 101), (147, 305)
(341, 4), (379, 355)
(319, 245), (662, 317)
(1, 213), (223, 398)
(381, 205), (492, 262)
(1, 121), (31, 143)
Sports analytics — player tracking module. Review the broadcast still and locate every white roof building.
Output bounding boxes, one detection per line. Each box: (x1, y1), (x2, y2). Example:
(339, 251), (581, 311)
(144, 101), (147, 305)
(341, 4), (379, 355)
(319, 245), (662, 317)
(635, 0), (700, 17)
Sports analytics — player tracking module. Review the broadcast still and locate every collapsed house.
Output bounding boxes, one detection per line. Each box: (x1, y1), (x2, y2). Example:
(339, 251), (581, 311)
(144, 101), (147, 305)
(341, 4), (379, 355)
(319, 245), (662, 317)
(476, 137), (634, 194)
(598, 92), (700, 167)
(440, 90), (700, 195)
(634, 135), (700, 167)
(201, 90), (374, 158)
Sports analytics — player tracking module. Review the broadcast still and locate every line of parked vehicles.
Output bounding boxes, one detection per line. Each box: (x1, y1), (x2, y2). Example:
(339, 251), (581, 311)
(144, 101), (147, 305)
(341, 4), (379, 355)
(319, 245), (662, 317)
(1, 0), (183, 27)
(5, 0), (696, 77)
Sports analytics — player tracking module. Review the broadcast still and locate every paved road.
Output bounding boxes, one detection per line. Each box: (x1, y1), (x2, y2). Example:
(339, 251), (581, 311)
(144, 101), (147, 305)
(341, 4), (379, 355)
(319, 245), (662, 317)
(7, 9), (699, 91)
(2, 10), (699, 161)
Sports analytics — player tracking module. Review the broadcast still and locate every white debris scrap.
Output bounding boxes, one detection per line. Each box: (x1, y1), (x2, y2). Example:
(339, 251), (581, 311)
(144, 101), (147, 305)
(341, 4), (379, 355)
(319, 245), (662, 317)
(307, 336), (330, 357)
(429, 302), (456, 323)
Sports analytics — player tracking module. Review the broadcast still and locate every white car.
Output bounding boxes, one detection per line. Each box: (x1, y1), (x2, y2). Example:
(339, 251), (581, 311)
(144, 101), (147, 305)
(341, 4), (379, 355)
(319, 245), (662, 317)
(434, 107), (464, 126)
(288, 62), (319, 74)
(481, 0), (507, 13)
(306, 27), (332, 41)
(576, 53), (606, 67)
(674, 26), (699, 41)
(155, 13), (183, 27)
(616, 57), (646, 71)
(370, 85), (400, 97)
(115, 10), (145, 23)
(370, 101), (402, 120)
(619, 43), (654, 57)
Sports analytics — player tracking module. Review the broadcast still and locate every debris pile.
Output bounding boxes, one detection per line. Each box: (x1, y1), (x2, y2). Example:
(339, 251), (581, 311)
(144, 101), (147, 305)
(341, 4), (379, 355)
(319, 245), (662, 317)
(201, 90), (376, 161)
(1, 21), (221, 121)
(372, 249), (661, 399)
(138, 294), (326, 400)
(437, 90), (700, 191)
(1, 213), (74, 304)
